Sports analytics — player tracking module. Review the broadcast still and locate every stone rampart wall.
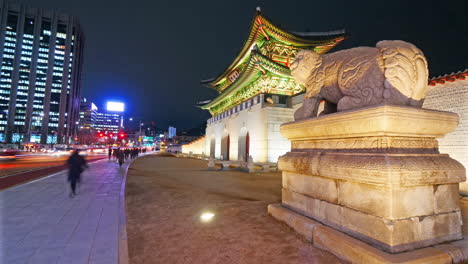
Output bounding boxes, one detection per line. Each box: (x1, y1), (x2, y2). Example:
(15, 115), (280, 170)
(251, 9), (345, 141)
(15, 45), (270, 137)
(181, 136), (206, 155)
(423, 79), (468, 192)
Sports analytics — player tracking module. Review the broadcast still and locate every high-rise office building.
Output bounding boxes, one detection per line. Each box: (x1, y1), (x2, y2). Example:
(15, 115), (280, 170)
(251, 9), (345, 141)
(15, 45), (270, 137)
(168, 126), (176, 139)
(0, 1), (84, 144)
(94, 112), (121, 134)
(78, 99), (124, 134)
(79, 98), (97, 131)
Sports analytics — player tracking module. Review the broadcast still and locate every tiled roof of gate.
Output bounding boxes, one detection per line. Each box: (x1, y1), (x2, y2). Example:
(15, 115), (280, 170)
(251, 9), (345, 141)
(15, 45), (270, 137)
(428, 69), (468, 86)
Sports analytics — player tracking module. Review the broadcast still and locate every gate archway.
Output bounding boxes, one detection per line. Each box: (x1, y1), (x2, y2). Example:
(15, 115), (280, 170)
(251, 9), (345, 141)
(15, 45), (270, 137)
(221, 133), (230, 160)
(238, 128), (249, 161)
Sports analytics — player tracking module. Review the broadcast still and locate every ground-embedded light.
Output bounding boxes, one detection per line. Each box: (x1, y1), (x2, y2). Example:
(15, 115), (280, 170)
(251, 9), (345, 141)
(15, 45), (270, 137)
(200, 212), (215, 222)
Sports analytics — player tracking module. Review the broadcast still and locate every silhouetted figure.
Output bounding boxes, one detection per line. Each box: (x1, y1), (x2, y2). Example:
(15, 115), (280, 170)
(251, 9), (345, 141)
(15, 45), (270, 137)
(124, 148), (130, 160)
(118, 149), (124, 167)
(113, 148), (118, 160)
(67, 150), (88, 198)
(108, 147), (112, 160)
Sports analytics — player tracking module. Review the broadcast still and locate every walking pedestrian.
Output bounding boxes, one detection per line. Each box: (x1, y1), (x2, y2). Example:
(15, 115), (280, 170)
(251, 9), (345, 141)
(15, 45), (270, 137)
(108, 147), (112, 160)
(67, 149), (88, 198)
(118, 149), (125, 167)
(113, 148), (118, 160)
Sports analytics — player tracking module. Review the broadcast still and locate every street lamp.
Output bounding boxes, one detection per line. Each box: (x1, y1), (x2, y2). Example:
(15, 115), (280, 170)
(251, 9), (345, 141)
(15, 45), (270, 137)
(129, 117), (144, 147)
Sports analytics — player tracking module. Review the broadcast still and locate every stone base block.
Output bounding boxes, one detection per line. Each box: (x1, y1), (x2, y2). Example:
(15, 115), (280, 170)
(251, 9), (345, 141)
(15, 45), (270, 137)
(460, 197), (468, 236)
(268, 204), (468, 264)
(283, 171), (460, 220)
(282, 189), (463, 253)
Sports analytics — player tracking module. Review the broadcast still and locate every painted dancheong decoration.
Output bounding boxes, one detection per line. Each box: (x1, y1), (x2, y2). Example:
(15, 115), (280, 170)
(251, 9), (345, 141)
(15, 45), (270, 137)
(200, 7), (347, 116)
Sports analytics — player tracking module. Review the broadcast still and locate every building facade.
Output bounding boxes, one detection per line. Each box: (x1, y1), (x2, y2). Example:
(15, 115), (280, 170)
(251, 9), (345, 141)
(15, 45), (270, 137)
(168, 126), (176, 139)
(77, 98), (97, 144)
(200, 8), (346, 163)
(94, 111), (121, 134)
(78, 98), (97, 131)
(0, 1), (84, 144)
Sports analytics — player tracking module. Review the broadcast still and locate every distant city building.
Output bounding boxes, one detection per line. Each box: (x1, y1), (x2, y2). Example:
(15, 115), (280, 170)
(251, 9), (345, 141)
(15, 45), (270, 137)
(77, 97), (98, 144)
(94, 112), (121, 133)
(168, 126), (176, 139)
(0, 1), (84, 144)
(142, 122), (158, 137)
(78, 99), (124, 134)
(78, 98), (97, 131)
(93, 101), (124, 134)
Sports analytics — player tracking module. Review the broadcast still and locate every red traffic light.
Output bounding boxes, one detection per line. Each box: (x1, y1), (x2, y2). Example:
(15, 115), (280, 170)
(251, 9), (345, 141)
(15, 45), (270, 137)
(119, 133), (126, 138)
(99, 133), (104, 137)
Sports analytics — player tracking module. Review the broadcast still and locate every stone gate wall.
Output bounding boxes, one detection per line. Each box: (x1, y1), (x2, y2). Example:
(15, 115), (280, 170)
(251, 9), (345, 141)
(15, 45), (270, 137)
(181, 136), (206, 155)
(423, 78), (468, 192)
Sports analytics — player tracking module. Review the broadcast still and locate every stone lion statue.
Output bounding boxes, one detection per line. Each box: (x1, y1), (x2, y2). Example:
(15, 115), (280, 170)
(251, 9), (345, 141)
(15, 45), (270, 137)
(290, 40), (428, 120)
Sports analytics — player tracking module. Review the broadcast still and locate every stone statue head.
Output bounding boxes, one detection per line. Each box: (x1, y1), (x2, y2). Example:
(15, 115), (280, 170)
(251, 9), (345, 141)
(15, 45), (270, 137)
(290, 50), (324, 98)
(290, 50), (322, 86)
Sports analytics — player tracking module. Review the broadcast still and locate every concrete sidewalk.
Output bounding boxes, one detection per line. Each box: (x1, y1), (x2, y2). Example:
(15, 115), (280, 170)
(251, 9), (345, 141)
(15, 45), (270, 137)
(0, 158), (129, 264)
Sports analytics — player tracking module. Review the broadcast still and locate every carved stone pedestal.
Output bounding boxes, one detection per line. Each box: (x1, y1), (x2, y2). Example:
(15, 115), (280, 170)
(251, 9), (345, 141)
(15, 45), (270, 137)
(270, 105), (466, 256)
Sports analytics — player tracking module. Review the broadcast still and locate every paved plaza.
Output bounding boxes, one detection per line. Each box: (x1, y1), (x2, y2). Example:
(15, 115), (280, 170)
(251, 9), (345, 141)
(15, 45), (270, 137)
(125, 155), (342, 263)
(0, 158), (128, 264)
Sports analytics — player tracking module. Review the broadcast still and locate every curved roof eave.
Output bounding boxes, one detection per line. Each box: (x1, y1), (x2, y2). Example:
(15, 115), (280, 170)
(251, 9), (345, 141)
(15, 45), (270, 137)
(205, 9), (347, 89)
(200, 51), (291, 110)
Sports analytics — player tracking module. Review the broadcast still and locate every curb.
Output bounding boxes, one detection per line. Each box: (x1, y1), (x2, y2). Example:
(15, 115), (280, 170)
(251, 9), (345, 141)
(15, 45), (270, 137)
(118, 152), (154, 264)
(118, 158), (135, 264)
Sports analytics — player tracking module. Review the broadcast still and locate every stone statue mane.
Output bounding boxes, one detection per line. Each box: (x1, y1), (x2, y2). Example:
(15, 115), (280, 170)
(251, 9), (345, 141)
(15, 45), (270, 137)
(290, 40), (429, 120)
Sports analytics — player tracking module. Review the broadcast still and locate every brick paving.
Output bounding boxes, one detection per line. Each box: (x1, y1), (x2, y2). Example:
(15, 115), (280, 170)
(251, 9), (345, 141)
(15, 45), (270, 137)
(0, 158), (129, 264)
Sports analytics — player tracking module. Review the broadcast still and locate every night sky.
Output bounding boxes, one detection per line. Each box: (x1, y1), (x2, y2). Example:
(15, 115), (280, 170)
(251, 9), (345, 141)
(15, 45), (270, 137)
(16, 0), (468, 130)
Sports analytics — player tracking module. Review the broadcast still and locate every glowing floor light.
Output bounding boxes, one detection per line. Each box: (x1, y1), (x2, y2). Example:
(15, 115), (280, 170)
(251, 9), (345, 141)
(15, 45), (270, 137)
(200, 212), (215, 222)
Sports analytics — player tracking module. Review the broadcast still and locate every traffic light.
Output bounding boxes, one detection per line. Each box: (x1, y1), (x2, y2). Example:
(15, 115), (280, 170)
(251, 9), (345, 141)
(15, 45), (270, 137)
(119, 133), (126, 139)
(98, 133), (104, 137)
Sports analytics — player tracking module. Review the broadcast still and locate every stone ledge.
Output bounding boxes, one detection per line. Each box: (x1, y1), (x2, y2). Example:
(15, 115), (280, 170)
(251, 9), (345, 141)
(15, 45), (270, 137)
(278, 152), (466, 187)
(267, 203), (321, 241)
(268, 204), (468, 263)
(313, 225), (452, 264)
(280, 104), (459, 140)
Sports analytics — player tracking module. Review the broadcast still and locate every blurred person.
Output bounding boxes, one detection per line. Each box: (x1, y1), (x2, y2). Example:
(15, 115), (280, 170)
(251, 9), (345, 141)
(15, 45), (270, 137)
(108, 147), (112, 160)
(118, 148), (125, 167)
(124, 148), (130, 160)
(113, 148), (118, 160)
(67, 149), (88, 198)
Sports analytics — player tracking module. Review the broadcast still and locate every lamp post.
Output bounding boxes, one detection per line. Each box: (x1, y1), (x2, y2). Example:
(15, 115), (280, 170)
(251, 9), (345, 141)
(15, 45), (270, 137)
(130, 117), (144, 147)
(139, 120), (143, 146)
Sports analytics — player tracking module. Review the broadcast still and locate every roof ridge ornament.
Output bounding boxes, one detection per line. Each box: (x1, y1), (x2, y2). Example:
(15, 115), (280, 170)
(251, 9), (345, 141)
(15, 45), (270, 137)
(256, 6), (261, 13)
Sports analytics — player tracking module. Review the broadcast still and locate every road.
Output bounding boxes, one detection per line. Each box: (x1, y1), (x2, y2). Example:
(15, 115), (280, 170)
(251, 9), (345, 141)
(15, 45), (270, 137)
(0, 154), (106, 177)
